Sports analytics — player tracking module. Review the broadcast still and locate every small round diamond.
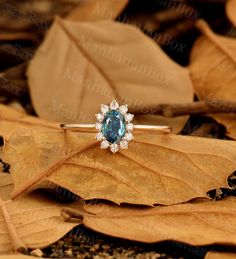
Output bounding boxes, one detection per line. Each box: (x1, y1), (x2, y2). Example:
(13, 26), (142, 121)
(120, 140), (128, 149)
(101, 140), (110, 149)
(125, 113), (134, 122)
(124, 132), (133, 141)
(101, 104), (109, 114)
(95, 123), (102, 130)
(110, 100), (119, 110)
(96, 132), (104, 141)
(119, 105), (128, 115)
(110, 144), (119, 153)
(127, 123), (134, 131)
(95, 113), (104, 122)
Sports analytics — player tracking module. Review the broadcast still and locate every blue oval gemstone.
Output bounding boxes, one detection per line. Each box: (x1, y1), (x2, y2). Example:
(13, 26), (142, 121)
(102, 110), (126, 143)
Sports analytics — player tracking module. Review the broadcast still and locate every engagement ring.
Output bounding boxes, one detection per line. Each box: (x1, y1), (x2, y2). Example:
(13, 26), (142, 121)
(60, 100), (172, 153)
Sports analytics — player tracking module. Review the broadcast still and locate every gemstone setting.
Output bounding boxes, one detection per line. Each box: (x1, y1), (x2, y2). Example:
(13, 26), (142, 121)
(95, 100), (134, 153)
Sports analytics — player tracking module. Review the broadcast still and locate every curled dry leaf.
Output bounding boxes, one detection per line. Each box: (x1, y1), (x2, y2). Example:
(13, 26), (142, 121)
(68, 198), (236, 246)
(226, 0), (236, 26)
(3, 130), (236, 206)
(189, 20), (236, 139)
(0, 192), (79, 253)
(0, 104), (58, 141)
(27, 18), (193, 133)
(206, 252), (236, 259)
(66, 0), (128, 21)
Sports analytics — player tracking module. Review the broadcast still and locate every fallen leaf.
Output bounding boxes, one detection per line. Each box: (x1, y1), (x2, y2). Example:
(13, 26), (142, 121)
(189, 20), (236, 139)
(66, 0), (128, 21)
(0, 192), (79, 253)
(27, 18), (193, 133)
(0, 104), (58, 141)
(77, 198), (236, 246)
(0, 172), (13, 201)
(226, 0), (236, 27)
(3, 130), (236, 206)
(206, 252), (236, 259)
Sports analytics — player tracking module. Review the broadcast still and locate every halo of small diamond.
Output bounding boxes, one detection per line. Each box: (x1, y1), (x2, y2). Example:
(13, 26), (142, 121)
(101, 140), (110, 149)
(119, 105), (128, 115)
(110, 144), (119, 153)
(101, 104), (109, 114)
(125, 113), (134, 122)
(124, 132), (133, 142)
(95, 113), (104, 122)
(96, 132), (104, 141)
(110, 100), (119, 110)
(95, 100), (134, 153)
(127, 123), (134, 131)
(95, 122), (102, 131)
(120, 140), (128, 149)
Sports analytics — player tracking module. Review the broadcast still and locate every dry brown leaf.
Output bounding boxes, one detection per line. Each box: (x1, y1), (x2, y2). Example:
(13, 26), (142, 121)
(226, 0), (236, 27)
(0, 172), (13, 201)
(189, 20), (236, 139)
(0, 104), (58, 141)
(0, 192), (79, 253)
(78, 198), (236, 246)
(27, 18), (193, 133)
(67, 0), (128, 21)
(3, 130), (236, 206)
(206, 252), (236, 259)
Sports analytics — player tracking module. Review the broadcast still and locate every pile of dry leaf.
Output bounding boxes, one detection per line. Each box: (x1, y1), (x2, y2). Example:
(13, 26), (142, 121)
(1, 0), (236, 258)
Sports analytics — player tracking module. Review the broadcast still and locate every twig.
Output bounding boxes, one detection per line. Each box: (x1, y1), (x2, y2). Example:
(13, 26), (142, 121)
(61, 208), (84, 222)
(143, 8), (188, 33)
(129, 99), (236, 117)
(153, 19), (195, 46)
(0, 198), (27, 253)
(0, 32), (39, 42)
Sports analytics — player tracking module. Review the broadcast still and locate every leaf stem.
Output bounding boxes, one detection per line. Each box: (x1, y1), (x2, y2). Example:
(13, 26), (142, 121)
(11, 141), (98, 199)
(0, 198), (27, 253)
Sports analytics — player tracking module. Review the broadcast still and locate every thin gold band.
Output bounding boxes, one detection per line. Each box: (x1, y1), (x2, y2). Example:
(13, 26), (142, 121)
(60, 124), (172, 134)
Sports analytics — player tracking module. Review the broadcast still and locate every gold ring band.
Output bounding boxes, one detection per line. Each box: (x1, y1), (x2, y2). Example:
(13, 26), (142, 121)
(60, 124), (172, 134)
